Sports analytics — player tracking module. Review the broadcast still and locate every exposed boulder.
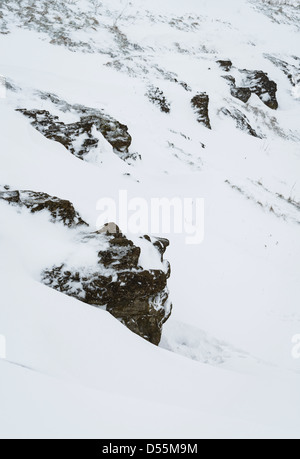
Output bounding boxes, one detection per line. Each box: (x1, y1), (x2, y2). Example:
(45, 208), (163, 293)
(240, 70), (278, 110)
(17, 92), (137, 163)
(0, 187), (87, 227)
(191, 93), (211, 129)
(17, 108), (133, 161)
(222, 68), (278, 109)
(231, 86), (252, 104)
(217, 59), (233, 72)
(16, 109), (98, 159)
(81, 114), (132, 155)
(0, 187), (172, 345)
(223, 75), (252, 104)
(97, 227), (141, 271)
(42, 227), (172, 345)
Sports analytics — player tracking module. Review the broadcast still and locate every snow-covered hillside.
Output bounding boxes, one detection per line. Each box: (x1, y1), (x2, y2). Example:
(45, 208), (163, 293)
(0, 0), (299, 439)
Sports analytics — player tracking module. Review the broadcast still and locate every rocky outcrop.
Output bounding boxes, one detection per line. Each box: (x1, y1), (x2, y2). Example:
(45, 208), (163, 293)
(0, 186), (87, 227)
(42, 225), (172, 345)
(223, 75), (252, 104)
(222, 66), (278, 109)
(17, 109), (99, 160)
(146, 86), (171, 113)
(217, 60), (233, 72)
(0, 187), (172, 344)
(231, 85), (252, 104)
(191, 93), (211, 129)
(221, 108), (260, 138)
(240, 70), (278, 110)
(17, 93), (137, 163)
(17, 108), (133, 161)
(98, 223), (141, 271)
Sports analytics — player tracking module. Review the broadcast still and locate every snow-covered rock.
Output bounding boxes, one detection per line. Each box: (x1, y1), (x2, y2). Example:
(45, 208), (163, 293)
(0, 0), (300, 439)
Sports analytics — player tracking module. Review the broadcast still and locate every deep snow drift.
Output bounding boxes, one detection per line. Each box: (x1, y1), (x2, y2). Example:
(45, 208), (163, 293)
(0, 0), (300, 439)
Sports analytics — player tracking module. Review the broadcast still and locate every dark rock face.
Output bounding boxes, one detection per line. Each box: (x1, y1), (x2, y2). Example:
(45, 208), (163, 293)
(231, 86), (252, 104)
(222, 67), (278, 109)
(98, 228), (141, 271)
(217, 60), (233, 72)
(241, 70), (278, 110)
(0, 187), (87, 227)
(0, 187), (172, 345)
(17, 108), (132, 160)
(17, 93), (137, 162)
(42, 227), (172, 345)
(191, 93), (211, 129)
(146, 86), (171, 113)
(17, 109), (98, 159)
(223, 75), (252, 104)
(221, 108), (260, 138)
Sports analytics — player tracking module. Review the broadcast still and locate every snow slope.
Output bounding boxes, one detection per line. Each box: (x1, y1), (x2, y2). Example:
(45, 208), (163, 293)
(0, 0), (300, 438)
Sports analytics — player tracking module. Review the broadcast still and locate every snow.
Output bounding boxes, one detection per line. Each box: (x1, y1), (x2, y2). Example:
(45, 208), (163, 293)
(0, 276), (299, 439)
(0, 0), (300, 439)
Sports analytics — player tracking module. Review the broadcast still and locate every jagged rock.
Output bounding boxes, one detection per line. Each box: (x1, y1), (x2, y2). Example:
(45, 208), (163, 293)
(106, 270), (171, 346)
(42, 228), (172, 345)
(0, 187), (172, 344)
(146, 86), (171, 113)
(0, 187), (87, 227)
(241, 70), (278, 110)
(221, 108), (260, 138)
(217, 60), (233, 72)
(17, 92), (136, 162)
(98, 228), (141, 271)
(81, 114), (132, 154)
(231, 86), (252, 104)
(223, 75), (252, 103)
(16, 109), (97, 159)
(17, 107), (133, 160)
(223, 68), (278, 109)
(43, 259), (171, 345)
(191, 93), (211, 129)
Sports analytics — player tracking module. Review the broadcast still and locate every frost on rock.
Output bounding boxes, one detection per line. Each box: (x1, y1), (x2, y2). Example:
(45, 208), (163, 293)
(221, 65), (278, 109)
(42, 224), (172, 346)
(17, 94), (136, 163)
(0, 186), (87, 227)
(223, 75), (252, 104)
(0, 186), (172, 345)
(146, 86), (171, 113)
(217, 60), (233, 72)
(191, 93), (211, 129)
(240, 70), (278, 110)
